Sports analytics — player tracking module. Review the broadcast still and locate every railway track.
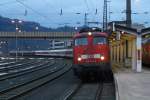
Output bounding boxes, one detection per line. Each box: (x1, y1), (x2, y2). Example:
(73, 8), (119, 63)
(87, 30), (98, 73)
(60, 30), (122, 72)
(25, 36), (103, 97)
(64, 83), (102, 100)
(0, 59), (41, 76)
(0, 59), (30, 67)
(0, 59), (56, 91)
(0, 59), (52, 80)
(0, 59), (39, 72)
(0, 59), (72, 100)
(64, 71), (115, 100)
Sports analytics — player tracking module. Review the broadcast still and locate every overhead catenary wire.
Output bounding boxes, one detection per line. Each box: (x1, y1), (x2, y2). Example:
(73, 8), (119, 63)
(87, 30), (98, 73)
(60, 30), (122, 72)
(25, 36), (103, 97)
(2, 0), (148, 27)
(16, 0), (49, 20)
(90, 0), (99, 22)
(82, 0), (102, 27)
(3, 11), (149, 16)
(0, 0), (103, 27)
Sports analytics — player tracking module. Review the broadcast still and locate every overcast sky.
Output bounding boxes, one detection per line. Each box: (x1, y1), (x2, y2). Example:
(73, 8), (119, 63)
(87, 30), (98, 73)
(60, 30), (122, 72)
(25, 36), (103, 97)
(0, 0), (149, 28)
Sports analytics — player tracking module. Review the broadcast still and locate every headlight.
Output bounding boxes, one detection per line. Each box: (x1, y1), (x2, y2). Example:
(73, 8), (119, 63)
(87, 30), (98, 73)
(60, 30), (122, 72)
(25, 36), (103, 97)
(100, 56), (105, 60)
(88, 32), (92, 36)
(77, 57), (82, 61)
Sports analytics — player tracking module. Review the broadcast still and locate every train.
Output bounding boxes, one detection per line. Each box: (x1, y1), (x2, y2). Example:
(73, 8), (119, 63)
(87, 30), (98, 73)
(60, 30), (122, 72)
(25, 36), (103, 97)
(34, 49), (72, 57)
(9, 49), (73, 58)
(142, 38), (150, 65)
(72, 27), (110, 78)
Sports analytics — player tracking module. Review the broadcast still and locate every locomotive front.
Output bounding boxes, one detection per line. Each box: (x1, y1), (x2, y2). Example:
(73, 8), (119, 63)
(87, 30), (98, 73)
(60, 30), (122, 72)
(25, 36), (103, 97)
(73, 30), (110, 77)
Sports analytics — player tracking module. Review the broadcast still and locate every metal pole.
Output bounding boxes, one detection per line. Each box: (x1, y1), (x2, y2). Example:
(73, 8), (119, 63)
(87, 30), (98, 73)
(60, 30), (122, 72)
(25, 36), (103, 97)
(136, 34), (142, 72)
(126, 0), (132, 27)
(16, 24), (18, 62)
(103, 0), (108, 31)
(84, 13), (88, 27)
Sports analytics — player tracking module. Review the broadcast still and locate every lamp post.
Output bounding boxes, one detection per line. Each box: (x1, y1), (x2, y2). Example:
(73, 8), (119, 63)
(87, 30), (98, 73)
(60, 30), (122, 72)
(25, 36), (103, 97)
(35, 26), (39, 50)
(126, 0), (132, 27)
(11, 20), (22, 61)
(35, 26), (39, 31)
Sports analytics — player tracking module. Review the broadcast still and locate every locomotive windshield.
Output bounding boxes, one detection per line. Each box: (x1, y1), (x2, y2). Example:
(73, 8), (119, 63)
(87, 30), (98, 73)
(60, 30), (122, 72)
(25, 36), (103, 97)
(75, 38), (88, 46)
(93, 37), (107, 44)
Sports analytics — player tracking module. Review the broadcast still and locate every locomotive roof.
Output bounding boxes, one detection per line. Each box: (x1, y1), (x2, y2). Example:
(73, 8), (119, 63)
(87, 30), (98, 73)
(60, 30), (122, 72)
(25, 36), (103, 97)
(73, 32), (108, 38)
(79, 27), (101, 33)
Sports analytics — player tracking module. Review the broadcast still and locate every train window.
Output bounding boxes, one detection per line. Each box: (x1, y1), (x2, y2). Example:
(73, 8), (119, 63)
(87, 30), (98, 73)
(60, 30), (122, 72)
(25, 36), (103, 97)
(93, 37), (107, 44)
(75, 38), (88, 46)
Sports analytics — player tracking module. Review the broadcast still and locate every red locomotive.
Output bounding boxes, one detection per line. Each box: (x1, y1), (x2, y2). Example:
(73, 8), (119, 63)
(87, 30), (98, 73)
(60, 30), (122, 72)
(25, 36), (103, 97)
(142, 38), (150, 65)
(73, 28), (110, 78)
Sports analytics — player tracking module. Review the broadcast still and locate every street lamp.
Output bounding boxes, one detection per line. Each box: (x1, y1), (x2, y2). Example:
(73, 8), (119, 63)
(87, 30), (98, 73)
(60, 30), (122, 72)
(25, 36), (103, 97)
(11, 20), (22, 61)
(35, 26), (39, 31)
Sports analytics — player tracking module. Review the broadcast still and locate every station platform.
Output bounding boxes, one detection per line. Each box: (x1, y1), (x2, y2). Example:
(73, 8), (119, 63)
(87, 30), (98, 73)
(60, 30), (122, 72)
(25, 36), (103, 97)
(113, 64), (150, 100)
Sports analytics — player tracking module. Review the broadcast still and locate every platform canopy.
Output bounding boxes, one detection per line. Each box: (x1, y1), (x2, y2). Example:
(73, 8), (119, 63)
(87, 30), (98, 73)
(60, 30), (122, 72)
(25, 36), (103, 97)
(108, 23), (150, 72)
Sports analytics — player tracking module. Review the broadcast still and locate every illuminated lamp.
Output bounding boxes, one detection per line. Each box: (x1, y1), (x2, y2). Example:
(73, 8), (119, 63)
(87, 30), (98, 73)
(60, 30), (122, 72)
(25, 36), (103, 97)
(100, 56), (105, 60)
(121, 31), (125, 34)
(78, 57), (82, 61)
(88, 32), (92, 36)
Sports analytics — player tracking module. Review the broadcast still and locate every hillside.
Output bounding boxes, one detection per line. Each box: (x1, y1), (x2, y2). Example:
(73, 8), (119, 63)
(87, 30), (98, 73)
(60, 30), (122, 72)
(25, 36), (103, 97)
(0, 16), (77, 32)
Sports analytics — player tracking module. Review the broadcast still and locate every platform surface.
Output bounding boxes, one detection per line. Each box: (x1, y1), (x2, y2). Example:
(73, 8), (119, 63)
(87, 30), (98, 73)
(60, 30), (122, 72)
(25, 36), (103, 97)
(115, 68), (150, 100)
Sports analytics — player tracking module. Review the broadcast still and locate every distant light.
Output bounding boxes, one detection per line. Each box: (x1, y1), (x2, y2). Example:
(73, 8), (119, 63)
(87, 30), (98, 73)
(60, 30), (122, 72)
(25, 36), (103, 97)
(11, 20), (22, 24)
(19, 30), (21, 33)
(35, 26), (39, 30)
(88, 32), (92, 36)
(18, 20), (22, 23)
(75, 27), (78, 30)
(121, 31), (125, 34)
(16, 27), (19, 30)
(11, 20), (15, 23)
(92, 27), (96, 30)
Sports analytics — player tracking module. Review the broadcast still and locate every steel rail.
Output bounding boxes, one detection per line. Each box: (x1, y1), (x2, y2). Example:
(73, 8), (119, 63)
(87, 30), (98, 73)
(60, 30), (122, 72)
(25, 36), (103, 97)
(95, 83), (104, 100)
(0, 59), (55, 81)
(0, 59), (63, 93)
(0, 59), (30, 67)
(63, 82), (82, 100)
(0, 59), (39, 72)
(0, 60), (72, 100)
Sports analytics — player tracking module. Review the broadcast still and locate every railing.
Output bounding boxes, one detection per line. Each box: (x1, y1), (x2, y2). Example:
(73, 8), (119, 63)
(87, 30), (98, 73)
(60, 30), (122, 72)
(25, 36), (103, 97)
(0, 32), (76, 38)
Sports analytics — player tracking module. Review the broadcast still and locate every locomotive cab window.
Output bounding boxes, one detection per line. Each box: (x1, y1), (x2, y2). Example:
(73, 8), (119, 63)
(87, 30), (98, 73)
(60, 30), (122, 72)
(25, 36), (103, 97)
(74, 38), (88, 46)
(93, 37), (107, 44)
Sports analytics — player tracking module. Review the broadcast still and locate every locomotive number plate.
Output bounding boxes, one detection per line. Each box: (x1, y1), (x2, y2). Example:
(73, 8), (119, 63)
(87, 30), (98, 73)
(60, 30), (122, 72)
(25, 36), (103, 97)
(87, 55), (94, 58)
(81, 54), (101, 59)
(81, 55), (94, 59)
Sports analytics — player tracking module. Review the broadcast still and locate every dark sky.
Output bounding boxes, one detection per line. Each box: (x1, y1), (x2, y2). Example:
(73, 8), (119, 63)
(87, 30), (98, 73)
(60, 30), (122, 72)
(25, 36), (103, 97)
(0, 0), (149, 28)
